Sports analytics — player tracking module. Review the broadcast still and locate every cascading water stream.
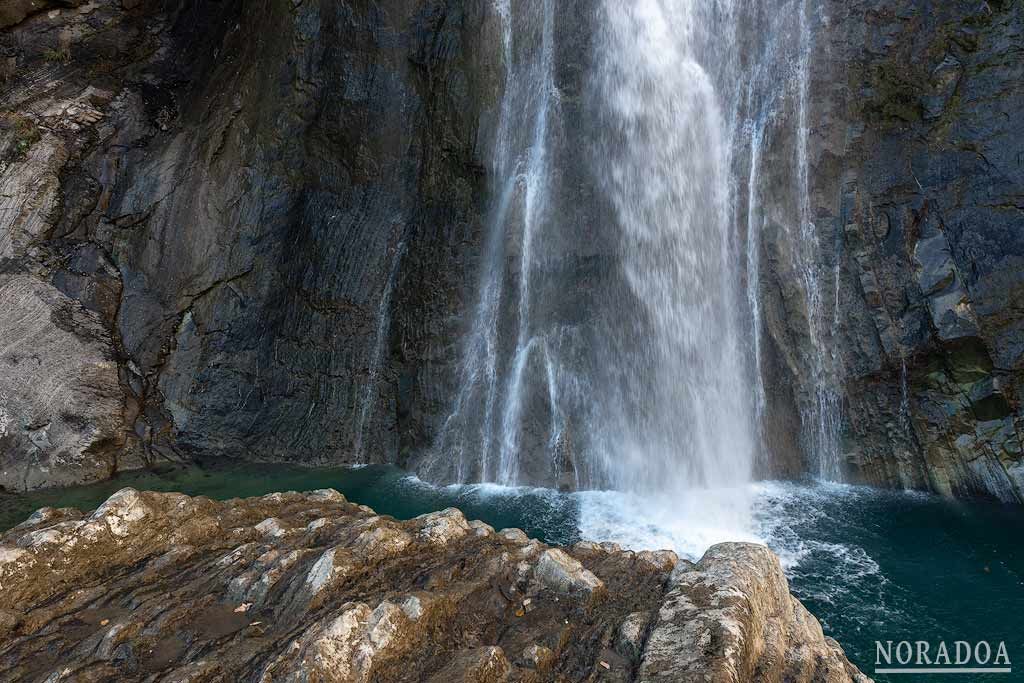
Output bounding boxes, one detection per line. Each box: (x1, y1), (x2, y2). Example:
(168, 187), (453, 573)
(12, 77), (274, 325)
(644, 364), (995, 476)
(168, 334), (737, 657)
(794, 0), (843, 481)
(425, 0), (560, 486)
(746, 122), (768, 454)
(738, 2), (802, 467)
(353, 237), (406, 462)
(496, 0), (555, 484)
(588, 0), (754, 495)
(736, 0), (844, 481)
(421, 0), (841, 536)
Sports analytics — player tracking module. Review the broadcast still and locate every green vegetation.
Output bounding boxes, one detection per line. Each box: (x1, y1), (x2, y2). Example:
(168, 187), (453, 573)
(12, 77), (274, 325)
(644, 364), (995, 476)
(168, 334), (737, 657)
(43, 31), (74, 64)
(42, 46), (71, 64)
(2, 112), (41, 159)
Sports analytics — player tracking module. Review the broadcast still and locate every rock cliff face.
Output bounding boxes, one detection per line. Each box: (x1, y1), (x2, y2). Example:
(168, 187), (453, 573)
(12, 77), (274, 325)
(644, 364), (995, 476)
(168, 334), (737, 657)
(2, 0), (1022, 501)
(0, 488), (869, 682)
(760, 0), (1024, 500)
(0, 0), (501, 489)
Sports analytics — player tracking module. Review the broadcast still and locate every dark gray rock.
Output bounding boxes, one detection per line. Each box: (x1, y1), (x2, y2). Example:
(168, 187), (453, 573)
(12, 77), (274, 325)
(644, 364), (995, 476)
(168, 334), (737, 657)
(1, 0), (1021, 504)
(764, 0), (1024, 501)
(0, 0), (503, 489)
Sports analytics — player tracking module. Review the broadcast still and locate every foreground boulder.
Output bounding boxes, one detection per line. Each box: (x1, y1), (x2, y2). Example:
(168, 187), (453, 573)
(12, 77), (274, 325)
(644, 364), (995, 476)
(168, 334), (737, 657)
(0, 489), (869, 682)
(639, 544), (870, 683)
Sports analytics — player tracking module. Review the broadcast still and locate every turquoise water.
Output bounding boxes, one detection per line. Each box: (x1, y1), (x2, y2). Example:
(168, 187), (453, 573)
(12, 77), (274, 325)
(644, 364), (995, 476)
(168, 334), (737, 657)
(754, 482), (1024, 682)
(2, 464), (1023, 682)
(0, 463), (581, 545)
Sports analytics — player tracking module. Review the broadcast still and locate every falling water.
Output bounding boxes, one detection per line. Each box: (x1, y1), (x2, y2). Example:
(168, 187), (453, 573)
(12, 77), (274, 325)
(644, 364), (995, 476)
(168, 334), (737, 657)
(794, 0), (843, 481)
(425, 0), (560, 486)
(739, 1), (796, 464)
(746, 123), (768, 450)
(731, 0), (843, 481)
(421, 0), (833, 510)
(353, 237), (406, 462)
(588, 0), (754, 493)
(899, 357), (912, 432)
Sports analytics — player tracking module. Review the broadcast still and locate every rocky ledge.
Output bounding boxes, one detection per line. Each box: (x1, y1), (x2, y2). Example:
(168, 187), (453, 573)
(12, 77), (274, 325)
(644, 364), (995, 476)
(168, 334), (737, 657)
(0, 489), (869, 682)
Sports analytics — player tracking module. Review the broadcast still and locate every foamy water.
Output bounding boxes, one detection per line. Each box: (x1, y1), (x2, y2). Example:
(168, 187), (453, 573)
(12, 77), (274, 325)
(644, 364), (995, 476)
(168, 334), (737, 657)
(575, 487), (761, 560)
(341, 469), (1019, 682)
(572, 481), (888, 607)
(558, 478), (1024, 682)
(570, 480), (904, 645)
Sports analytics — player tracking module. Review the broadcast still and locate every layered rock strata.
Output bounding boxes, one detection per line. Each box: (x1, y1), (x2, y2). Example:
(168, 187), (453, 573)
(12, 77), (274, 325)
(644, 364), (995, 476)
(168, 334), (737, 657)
(0, 0), (500, 489)
(791, 0), (1024, 500)
(0, 488), (869, 682)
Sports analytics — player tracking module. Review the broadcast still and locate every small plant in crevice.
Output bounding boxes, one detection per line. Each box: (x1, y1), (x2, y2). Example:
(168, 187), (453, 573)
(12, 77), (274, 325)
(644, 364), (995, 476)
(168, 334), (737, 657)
(42, 46), (71, 64)
(2, 112), (42, 159)
(42, 30), (73, 65)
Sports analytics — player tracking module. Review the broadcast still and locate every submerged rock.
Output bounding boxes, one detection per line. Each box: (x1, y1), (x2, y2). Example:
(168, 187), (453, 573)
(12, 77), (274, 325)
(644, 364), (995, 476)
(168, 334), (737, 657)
(0, 488), (869, 682)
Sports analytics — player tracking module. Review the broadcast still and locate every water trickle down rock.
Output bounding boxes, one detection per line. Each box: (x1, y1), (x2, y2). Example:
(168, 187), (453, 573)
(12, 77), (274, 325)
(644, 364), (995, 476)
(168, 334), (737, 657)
(763, 0), (1024, 501)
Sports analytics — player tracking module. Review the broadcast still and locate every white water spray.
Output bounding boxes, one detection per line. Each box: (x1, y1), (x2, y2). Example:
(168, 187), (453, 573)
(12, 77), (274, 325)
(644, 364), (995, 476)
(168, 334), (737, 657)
(588, 0), (754, 498)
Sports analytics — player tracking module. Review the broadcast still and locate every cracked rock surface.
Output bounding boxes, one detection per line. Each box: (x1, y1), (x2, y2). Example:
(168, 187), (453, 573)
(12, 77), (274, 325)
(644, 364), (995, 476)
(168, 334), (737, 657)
(0, 488), (868, 682)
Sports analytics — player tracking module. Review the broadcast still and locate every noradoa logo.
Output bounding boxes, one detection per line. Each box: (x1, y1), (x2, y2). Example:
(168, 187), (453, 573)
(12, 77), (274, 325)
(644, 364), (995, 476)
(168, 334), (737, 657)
(875, 640), (1012, 675)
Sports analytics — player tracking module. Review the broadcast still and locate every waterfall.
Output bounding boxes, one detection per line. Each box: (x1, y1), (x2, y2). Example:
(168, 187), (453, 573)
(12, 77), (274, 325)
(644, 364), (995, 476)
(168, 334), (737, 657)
(419, 0), (835, 501)
(730, 0), (844, 481)
(352, 237), (406, 462)
(424, 0), (560, 486)
(794, 0), (843, 480)
(746, 123), (768, 457)
(587, 0), (754, 493)
(730, 0), (843, 481)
